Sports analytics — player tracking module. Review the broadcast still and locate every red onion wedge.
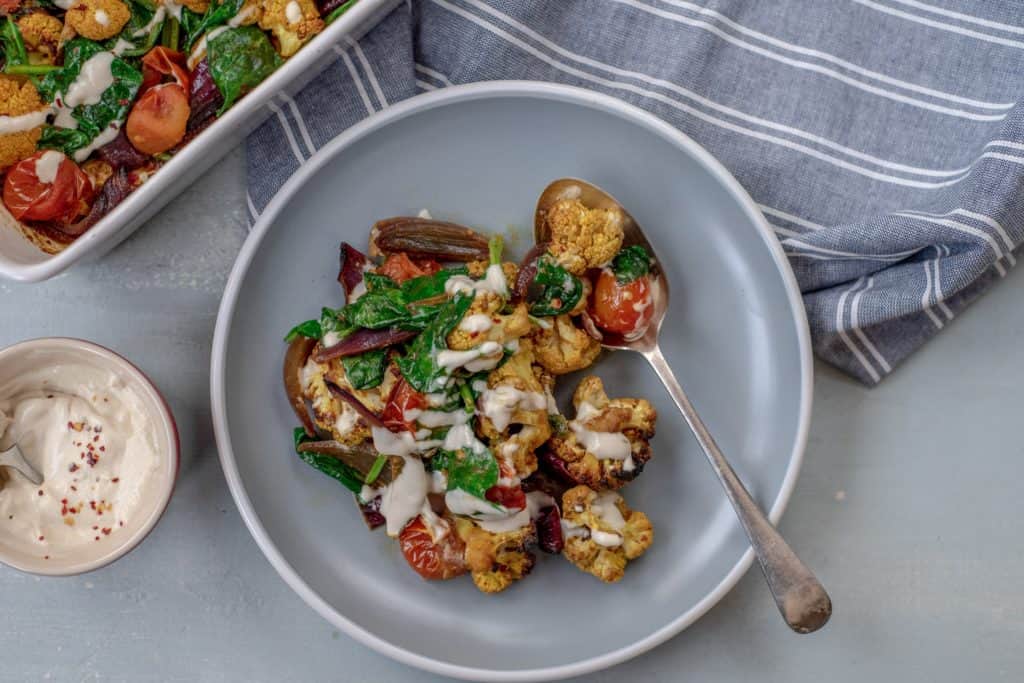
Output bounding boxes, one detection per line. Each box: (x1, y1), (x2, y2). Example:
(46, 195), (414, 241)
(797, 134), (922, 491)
(538, 449), (581, 485)
(313, 328), (416, 363)
(373, 217), (490, 261)
(325, 380), (386, 429)
(284, 336), (318, 437)
(298, 440), (400, 485)
(359, 496), (385, 530)
(535, 505), (564, 554)
(61, 166), (134, 237)
(338, 242), (369, 298)
(513, 242), (548, 301)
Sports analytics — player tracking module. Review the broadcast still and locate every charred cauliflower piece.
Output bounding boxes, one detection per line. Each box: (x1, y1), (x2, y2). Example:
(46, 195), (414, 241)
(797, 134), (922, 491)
(18, 12), (63, 63)
(0, 77), (46, 171)
(543, 198), (624, 275)
(259, 0), (324, 57)
(477, 340), (551, 478)
(300, 350), (390, 444)
(447, 288), (530, 351)
(547, 376), (656, 490)
(180, 0), (210, 13)
(65, 0), (131, 41)
(561, 485), (653, 582)
(530, 314), (600, 375)
(455, 517), (536, 593)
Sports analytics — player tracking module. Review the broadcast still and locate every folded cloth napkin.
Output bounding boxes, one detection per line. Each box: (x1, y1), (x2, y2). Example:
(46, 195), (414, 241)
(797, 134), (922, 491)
(246, 0), (1024, 385)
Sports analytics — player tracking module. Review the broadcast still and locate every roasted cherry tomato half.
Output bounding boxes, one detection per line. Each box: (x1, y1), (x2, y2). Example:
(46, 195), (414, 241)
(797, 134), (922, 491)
(2, 151), (91, 223)
(399, 516), (466, 580)
(140, 46), (191, 92)
(126, 83), (190, 156)
(377, 253), (442, 284)
(589, 269), (654, 337)
(485, 485), (527, 511)
(381, 377), (428, 432)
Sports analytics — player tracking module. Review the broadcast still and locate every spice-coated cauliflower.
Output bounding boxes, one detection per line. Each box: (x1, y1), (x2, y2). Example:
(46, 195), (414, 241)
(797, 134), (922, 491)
(455, 517), (536, 593)
(179, 0), (210, 13)
(547, 376), (656, 490)
(65, 0), (131, 41)
(560, 485), (653, 583)
(529, 314), (600, 375)
(300, 350), (394, 444)
(18, 12), (63, 62)
(446, 289), (530, 351)
(542, 198), (624, 275)
(0, 77), (45, 171)
(477, 340), (551, 478)
(259, 0), (324, 58)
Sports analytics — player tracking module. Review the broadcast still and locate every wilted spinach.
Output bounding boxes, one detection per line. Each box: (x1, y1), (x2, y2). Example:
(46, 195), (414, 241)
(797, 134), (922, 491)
(207, 26), (282, 113)
(528, 257), (583, 317)
(431, 445), (498, 500)
(105, 0), (164, 58)
(397, 293), (473, 393)
(401, 266), (467, 301)
(1, 18), (28, 72)
(341, 349), (387, 390)
(184, 0), (244, 49)
(293, 427), (363, 494)
(612, 245), (651, 283)
(284, 319), (323, 343)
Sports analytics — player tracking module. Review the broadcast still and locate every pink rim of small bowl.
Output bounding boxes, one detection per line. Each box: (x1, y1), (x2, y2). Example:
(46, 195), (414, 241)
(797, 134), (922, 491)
(0, 337), (180, 577)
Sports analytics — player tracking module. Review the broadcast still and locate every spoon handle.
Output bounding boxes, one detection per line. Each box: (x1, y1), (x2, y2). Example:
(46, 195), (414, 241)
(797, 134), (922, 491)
(643, 346), (832, 633)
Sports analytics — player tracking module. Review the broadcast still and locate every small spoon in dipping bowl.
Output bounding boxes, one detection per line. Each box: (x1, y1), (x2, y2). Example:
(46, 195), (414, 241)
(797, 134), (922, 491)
(0, 443), (43, 486)
(535, 178), (832, 634)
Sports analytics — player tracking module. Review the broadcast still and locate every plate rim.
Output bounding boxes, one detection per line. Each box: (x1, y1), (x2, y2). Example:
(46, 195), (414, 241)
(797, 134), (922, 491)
(210, 80), (814, 682)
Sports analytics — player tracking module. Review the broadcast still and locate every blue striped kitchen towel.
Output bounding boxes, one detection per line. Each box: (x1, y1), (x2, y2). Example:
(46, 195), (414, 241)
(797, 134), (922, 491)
(246, 0), (1024, 385)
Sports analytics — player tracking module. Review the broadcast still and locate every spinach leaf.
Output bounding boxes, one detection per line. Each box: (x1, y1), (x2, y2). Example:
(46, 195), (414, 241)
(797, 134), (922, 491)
(432, 445), (498, 500)
(325, 0), (358, 24)
(185, 0), (244, 49)
(1, 17), (28, 72)
(341, 349), (387, 390)
(207, 26), (281, 114)
(105, 0), (163, 58)
(179, 8), (205, 43)
(319, 306), (355, 339)
(346, 290), (409, 330)
(37, 39), (142, 159)
(528, 257), (584, 317)
(363, 272), (398, 293)
(400, 266), (468, 302)
(612, 245), (651, 283)
(404, 302), (445, 331)
(284, 319), (322, 343)
(294, 428), (364, 494)
(397, 293), (473, 393)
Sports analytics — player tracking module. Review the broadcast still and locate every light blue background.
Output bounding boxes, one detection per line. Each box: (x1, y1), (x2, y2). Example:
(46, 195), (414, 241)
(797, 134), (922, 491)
(1, 151), (1020, 681)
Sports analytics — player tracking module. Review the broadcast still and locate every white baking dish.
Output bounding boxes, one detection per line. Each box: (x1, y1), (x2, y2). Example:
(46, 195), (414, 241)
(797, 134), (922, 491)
(0, 0), (402, 283)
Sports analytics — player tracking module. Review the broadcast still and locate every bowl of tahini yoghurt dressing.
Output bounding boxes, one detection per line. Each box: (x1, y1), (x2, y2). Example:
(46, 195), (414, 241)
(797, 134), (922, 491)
(0, 338), (178, 575)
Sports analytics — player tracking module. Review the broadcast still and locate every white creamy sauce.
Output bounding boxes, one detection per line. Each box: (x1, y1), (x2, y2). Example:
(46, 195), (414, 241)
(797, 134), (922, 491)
(371, 426), (441, 458)
(436, 341), (503, 374)
(443, 264), (508, 298)
(299, 357), (319, 392)
(95, 9), (110, 26)
(442, 424), (487, 454)
(0, 110), (50, 135)
(570, 401), (635, 471)
(346, 279), (368, 304)
(73, 122), (120, 163)
(321, 331), (342, 348)
(590, 529), (623, 548)
(561, 520), (589, 540)
(471, 379), (488, 394)
(33, 151), (65, 184)
(472, 490), (553, 534)
(64, 52), (116, 109)
(429, 469), (447, 494)
(111, 38), (136, 56)
(53, 0), (74, 8)
(417, 208), (432, 219)
(132, 6), (166, 38)
(363, 455), (441, 537)
(285, 0), (302, 23)
(444, 489), (505, 519)
(403, 407), (467, 429)
(163, 0), (183, 20)
(591, 491), (626, 531)
(458, 314), (493, 334)
(0, 364), (161, 561)
(560, 492), (625, 547)
(624, 277), (658, 342)
(332, 404), (358, 434)
(479, 386), (545, 432)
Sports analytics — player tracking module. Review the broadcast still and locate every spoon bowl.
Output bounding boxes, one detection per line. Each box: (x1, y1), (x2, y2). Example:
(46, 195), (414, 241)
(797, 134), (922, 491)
(535, 178), (832, 634)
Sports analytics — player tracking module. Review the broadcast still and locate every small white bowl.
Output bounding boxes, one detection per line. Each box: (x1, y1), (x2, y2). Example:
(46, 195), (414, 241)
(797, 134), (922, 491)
(0, 338), (179, 576)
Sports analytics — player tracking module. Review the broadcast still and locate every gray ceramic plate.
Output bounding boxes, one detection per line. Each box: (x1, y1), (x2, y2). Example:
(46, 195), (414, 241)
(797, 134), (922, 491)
(211, 82), (812, 682)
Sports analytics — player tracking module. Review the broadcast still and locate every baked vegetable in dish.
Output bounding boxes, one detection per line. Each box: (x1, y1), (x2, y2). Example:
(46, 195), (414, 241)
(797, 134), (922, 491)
(0, 0), (356, 252)
(283, 206), (660, 592)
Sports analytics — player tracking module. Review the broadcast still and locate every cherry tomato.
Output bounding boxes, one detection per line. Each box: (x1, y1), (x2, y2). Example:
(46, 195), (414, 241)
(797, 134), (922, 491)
(485, 485), (526, 511)
(589, 269), (654, 336)
(140, 46), (190, 92)
(399, 516), (466, 580)
(126, 83), (190, 155)
(2, 152), (91, 223)
(378, 253), (442, 284)
(381, 378), (427, 432)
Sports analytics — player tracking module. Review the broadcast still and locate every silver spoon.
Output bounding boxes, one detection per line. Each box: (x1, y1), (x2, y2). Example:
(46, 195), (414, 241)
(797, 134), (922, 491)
(536, 178), (831, 634)
(0, 443), (44, 487)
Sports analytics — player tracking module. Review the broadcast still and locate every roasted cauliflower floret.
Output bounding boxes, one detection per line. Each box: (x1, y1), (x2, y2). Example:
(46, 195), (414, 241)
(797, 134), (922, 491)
(18, 12), (63, 62)
(65, 0), (131, 40)
(560, 485), (653, 582)
(0, 77), (46, 171)
(547, 376), (656, 490)
(259, 0), (323, 57)
(179, 0), (210, 13)
(447, 290), (530, 351)
(300, 350), (391, 444)
(477, 340), (551, 478)
(455, 517), (536, 593)
(542, 198), (624, 275)
(530, 314), (600, 375)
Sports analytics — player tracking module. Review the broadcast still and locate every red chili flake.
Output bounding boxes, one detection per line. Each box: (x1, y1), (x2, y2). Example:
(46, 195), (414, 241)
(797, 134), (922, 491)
(99, 446), (106, 452)
(118, 521), (125, 527)
(67, 421), (73, 429)
(86, 453), (99, 467)
(92, 525), (98, 530)
(111, 477), (119, 483)
(89, 501), (97, 510)
(69, 463), (79, 473)
(101, 528), (111, 536)
(93, 435), (99, 442)
(44, 555), (50, 560)
(37, 536), (44, 541)
(37, 490), (43, 497)
(94, 536), (99, 541)
(70, 486), (77, 492)
(46, 394), (54, 399)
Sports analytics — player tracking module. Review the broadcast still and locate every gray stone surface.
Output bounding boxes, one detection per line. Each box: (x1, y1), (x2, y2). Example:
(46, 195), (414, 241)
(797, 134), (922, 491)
(1, 150), (1021, 682)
